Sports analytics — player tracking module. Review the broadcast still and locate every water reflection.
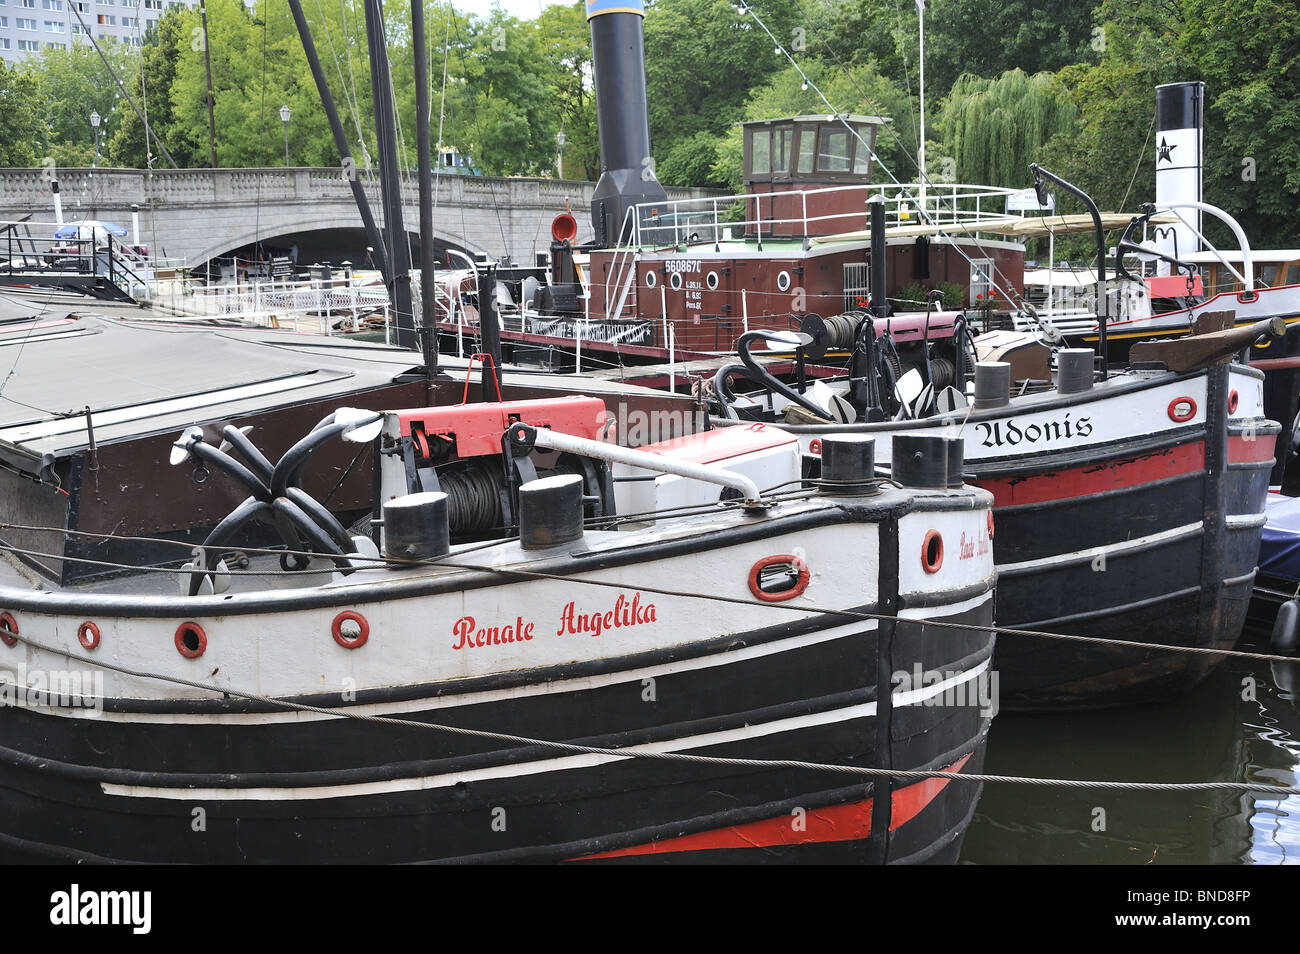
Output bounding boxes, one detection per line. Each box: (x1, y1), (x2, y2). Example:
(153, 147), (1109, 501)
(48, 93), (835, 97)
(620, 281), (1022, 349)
(960, 629), (1300, 864)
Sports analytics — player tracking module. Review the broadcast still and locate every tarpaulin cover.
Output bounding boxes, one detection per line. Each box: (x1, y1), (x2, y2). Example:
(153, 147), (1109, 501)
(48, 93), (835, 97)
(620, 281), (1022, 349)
(1260, 494), (1300, 579)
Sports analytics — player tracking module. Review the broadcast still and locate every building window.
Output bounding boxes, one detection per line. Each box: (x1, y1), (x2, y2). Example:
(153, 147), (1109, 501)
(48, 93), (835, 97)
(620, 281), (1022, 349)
(17, 38), (38, 49)
(16, 16), (36, 27)
(19, 0), (34, 7)
(43, 39), (62, 47)
(969, 258), (994, 303)
(0, 15), (7, 24)
(0, 38), (9, 49)
(40, 0), (62, 8)
(843, 262), (871, 313)
(44, 18), (63, 29)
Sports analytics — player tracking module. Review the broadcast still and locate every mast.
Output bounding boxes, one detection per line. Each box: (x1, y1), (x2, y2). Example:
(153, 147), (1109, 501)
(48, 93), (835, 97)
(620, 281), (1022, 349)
(917, 0), (926, 203)
(362, 0), (417, 350)
(201, 0), (218, 168)
(411, 0), (439, 374)
(285, 0), (391, 283)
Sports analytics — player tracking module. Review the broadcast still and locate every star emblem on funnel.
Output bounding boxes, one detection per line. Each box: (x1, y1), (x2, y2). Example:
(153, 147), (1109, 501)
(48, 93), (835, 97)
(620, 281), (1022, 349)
(1156, 137), (1177, 164)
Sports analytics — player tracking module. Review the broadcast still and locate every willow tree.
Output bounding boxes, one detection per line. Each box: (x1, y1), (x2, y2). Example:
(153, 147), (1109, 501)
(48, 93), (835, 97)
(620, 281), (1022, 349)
(938, 69), (1077, 188)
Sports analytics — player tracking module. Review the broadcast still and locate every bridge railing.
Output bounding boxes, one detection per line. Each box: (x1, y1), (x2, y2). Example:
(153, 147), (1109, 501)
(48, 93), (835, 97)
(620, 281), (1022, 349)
(0, 167), (713, 212)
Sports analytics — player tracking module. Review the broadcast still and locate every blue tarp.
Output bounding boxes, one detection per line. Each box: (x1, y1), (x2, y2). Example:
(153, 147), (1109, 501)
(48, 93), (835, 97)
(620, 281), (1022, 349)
(1260, 494), (1300, 578)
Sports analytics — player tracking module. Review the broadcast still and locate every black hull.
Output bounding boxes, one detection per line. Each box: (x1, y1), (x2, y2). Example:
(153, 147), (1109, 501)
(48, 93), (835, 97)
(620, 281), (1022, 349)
(0, 600), (994, 864)
(974, 366), (1275, 708)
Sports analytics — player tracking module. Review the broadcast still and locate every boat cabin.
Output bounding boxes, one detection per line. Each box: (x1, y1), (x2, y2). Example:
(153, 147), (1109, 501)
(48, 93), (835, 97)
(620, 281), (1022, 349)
(742, 115), (887, 238)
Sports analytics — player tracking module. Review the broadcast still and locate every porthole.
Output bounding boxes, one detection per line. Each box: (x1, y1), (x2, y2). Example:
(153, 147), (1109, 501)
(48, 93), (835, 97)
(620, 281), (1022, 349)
(776, 270), (792, 292)
(706, 271), (720, 291)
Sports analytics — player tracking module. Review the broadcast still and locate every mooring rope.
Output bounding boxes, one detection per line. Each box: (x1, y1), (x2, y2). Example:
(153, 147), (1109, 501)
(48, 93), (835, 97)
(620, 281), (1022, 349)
(3, 626), (1297, 796)
(0, 509), (1296, 664)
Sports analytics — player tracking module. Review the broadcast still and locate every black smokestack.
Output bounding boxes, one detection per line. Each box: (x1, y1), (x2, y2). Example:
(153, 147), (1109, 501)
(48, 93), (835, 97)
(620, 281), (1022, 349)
(587, 0), (668, 247)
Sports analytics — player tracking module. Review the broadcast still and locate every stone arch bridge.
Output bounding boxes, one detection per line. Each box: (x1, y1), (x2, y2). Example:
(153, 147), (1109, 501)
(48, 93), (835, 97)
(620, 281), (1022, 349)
(0, 166), (716, 266)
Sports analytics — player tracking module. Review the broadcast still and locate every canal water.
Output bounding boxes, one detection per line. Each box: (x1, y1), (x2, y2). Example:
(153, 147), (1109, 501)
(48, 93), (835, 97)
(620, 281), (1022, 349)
(959, 626), (1300, 864)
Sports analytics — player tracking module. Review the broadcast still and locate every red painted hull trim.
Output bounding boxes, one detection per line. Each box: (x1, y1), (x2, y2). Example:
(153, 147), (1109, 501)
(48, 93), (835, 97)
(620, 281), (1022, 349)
(572, 754), (973, 860)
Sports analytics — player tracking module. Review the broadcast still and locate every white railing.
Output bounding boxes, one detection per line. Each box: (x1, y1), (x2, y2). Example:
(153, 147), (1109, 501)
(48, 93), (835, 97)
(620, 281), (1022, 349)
(148, 276), (394, 336)
(629, 182), (1024, 248)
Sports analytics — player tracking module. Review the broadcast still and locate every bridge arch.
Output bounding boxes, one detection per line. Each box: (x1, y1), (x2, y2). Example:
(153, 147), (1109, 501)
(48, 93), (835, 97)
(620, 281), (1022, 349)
(189, 206), (489, 267)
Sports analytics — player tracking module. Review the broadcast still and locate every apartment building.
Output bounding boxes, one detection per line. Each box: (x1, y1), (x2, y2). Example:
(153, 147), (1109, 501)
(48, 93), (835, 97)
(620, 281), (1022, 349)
(0, 0), (195, 64)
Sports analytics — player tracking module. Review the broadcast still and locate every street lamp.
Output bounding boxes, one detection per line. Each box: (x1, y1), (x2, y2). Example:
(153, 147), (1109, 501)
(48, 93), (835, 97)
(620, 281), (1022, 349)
(556, 130), (566, 179)
(279, 104), (291, 168)
(90, 110), (101, 218)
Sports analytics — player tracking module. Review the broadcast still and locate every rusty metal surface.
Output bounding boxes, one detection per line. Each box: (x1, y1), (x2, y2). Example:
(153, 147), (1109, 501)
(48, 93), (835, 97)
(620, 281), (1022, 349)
(1130, 313), (1284, 372)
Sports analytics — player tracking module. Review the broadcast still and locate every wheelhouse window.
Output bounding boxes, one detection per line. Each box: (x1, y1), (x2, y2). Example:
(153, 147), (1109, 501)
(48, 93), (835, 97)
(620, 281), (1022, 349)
(817, 127), (851, 173)
(750, 129), (770, 176)
(772, 125), (792, 176)
(796, 124), (816, 174)
(853, 125), (873, 174)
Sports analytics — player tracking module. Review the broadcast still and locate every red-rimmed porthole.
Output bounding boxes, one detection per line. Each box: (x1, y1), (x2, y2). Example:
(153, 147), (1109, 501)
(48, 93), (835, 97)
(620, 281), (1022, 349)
(1167, 397), (1197, 423)
(1228, 389), (1239, 414)
(0, 612), (17, 648)
(809, 439), (822, 456)
(332, 611), (370, 649)
(748, 555), (810, 602)
(77, 621), (101, 651)
(921, 530), (944, 574)
(175, 622), (207, 659)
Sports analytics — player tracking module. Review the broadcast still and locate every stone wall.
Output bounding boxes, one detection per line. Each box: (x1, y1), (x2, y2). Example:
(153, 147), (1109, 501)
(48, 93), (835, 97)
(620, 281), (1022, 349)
(0, 167), (716, 265)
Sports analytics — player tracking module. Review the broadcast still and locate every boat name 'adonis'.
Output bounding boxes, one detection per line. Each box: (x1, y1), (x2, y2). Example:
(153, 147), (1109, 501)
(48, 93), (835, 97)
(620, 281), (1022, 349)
(975, 412), (1093, 449)
(558, 592), (657, 638)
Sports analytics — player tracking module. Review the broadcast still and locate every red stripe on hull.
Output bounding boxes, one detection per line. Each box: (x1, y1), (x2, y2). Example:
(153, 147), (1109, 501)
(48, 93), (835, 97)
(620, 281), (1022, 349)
(1228, 433), (1279, 463)
(976, 442), (1206, 508)
(572, 754), (972, 860)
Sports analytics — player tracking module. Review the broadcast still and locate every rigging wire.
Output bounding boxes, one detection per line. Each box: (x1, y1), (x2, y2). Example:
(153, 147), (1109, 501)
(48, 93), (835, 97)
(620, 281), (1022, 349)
(742, 0), (1032, 309)
(1119, 110), (1158, 213)
(313, 0), (370, 165)
(3, 610), (1298, 795)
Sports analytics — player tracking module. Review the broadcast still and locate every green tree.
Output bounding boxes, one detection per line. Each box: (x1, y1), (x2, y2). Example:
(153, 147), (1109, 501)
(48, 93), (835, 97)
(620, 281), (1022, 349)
(30, 44), (136, 167)
(707, 60), (917, 192)
(643, 0), (800, 163)
(110, 9), (222, 167)
(925, 0), (1099, 96)
(1030, 0), (1189, 263)
(939, 68), (1077, 188)
(0, 60), (45, 166)
(537, 1), (598, 180)
(1178, 0), (1300, 248)
(437, 10), (559, 176)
